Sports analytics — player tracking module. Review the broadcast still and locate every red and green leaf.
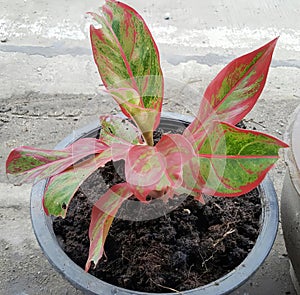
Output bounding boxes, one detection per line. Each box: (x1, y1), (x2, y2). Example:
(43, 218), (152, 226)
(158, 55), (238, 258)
(125, 145), (175, 202)
(43, 150), (112, 217)
(156, 134), (195, 188)
(125, 145), (167, 196)
(180, 157), (206, 199)
(86, 183), (133, 271)
(6, 138), (109, 184)
(107, 88), (160, 145)
(100, 114), (141, 145)
(90, 0), (163, 144)
(194, 122), (288, 196)
(122, 134), (196, 202)
(185, 38), (278, 141)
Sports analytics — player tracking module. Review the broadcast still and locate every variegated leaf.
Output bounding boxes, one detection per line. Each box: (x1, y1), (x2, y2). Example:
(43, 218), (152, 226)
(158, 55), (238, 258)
(124, 135), (195, 201)
(43, 150), (112, 217)
(107, 88), (159, 145)
(90, 0), (163, 144)
(125, 145), (167, 191)
(6, 139), (109, 184)
(180, 157), (205, 196)
(86, 183), (133, 271)
(185, 38), (278, 142)
(100, 114), (141, 145)
(156, 134), (195, 188)
(196, 122), (288, 196)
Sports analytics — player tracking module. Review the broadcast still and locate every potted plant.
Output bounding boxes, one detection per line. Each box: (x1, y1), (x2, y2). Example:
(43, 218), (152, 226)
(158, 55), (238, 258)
(6, 0), (288, 294)
(281, 104), (300, 294)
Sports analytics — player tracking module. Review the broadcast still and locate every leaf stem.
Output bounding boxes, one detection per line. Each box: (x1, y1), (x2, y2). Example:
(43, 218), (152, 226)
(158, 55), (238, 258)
(143, 131), (154, 146)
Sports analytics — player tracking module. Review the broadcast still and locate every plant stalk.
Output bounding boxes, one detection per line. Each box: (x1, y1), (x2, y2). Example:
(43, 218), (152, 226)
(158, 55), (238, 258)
(143, 131), (154, 146)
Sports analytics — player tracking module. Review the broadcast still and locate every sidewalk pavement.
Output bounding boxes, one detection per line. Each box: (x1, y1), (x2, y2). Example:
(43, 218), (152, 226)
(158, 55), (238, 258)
(1, 0), (300, 294)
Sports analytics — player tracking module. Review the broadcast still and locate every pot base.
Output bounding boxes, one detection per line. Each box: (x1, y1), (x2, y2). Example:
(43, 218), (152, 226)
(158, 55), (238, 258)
(290, 262), (300, 295)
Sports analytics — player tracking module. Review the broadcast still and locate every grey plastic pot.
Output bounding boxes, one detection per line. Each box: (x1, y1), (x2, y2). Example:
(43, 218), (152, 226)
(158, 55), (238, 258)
(281, 105), (300, 294)
(30, 112), (279, 295)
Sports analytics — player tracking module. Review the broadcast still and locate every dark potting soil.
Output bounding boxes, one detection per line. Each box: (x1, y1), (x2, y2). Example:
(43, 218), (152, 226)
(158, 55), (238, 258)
(53, 125), (262, 293)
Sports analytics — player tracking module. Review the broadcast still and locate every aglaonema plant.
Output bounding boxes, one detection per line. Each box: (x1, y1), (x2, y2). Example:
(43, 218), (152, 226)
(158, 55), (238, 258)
(6, 0), (288, 272)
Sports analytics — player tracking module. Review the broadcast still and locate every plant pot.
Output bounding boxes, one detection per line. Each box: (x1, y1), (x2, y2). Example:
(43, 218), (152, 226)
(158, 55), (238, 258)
(281, 105), (300, 294)
(30, 112), (279, 295)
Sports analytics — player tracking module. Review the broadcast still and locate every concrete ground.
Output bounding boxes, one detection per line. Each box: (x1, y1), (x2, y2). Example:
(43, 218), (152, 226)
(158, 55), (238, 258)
(1, 0), (300, 294)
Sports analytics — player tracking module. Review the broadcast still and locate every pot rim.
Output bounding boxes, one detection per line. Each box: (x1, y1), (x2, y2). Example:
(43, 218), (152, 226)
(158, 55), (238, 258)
(284, 105), (300, 194)
(30, 112), (279, 295)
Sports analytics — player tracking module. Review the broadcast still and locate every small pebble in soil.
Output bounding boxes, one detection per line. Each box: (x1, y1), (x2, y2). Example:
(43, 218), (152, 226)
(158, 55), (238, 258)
(183, 208), (191, 214)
